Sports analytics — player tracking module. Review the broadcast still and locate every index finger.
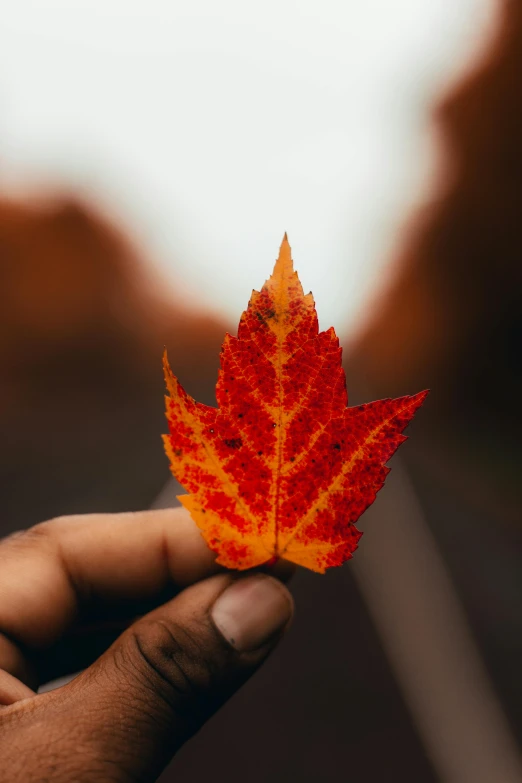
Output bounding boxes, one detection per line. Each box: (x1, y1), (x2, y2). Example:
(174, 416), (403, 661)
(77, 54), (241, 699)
(0, 507), (219, 650)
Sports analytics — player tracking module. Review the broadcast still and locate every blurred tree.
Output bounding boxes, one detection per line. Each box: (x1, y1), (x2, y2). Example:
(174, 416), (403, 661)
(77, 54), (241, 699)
(349, 0), (522, 525)
(0, 196), (226, 532)
(347, 0), (522, 748)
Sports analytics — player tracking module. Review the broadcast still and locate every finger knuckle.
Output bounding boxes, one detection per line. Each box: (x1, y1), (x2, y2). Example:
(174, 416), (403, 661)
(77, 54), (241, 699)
(1, 520), (57, 554)
(23, 514), (82, 540)
(124, 618), (217, 715)
(25, 520), (55, 539)
(19, 517), (67, 543)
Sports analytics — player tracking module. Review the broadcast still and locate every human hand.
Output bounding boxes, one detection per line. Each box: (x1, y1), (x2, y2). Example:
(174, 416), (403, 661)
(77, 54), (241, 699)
(0, 508), (294, 782)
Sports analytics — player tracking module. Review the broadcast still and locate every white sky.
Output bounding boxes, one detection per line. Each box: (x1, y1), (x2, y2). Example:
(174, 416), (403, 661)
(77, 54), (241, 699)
(0, 0), (494, 333)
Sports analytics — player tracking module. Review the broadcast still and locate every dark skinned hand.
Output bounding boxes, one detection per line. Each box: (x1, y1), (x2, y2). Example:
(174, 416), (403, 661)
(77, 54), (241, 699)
(0, 508), (294, 782)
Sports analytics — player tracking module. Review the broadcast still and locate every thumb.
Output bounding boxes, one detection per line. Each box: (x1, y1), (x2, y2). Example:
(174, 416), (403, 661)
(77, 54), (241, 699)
(43, 573), (292, 782)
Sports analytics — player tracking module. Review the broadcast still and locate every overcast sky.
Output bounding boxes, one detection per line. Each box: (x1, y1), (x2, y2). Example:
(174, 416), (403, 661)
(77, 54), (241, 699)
(0, 0), (494, 334)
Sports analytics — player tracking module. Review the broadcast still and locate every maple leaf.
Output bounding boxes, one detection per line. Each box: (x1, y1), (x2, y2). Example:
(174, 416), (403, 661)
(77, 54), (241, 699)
(163, 236), (428, 573)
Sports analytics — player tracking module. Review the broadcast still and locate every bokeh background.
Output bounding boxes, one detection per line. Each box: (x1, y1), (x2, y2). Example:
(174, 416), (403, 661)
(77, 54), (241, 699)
(1, 1), (521, 781)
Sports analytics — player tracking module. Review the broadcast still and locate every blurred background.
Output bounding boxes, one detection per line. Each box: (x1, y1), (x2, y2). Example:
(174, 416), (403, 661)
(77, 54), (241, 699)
(0, 1), (521, 781)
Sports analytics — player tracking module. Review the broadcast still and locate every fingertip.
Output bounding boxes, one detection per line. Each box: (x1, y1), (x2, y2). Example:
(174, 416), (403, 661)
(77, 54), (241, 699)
(161, 506), (222, 585)
(211, 573), (294, 653)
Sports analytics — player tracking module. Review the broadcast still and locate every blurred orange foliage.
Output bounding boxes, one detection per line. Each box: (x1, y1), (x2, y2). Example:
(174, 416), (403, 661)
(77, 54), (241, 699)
(0, 197), (227, 531)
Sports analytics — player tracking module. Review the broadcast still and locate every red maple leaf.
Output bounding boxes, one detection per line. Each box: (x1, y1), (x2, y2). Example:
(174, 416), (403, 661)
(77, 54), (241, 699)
(163, 236), (428, 572)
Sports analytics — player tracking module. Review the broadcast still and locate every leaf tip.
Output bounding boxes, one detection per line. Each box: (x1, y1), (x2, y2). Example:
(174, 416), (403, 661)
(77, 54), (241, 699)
(412, 388), (430, 409)
(273, 232), (293, 278)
